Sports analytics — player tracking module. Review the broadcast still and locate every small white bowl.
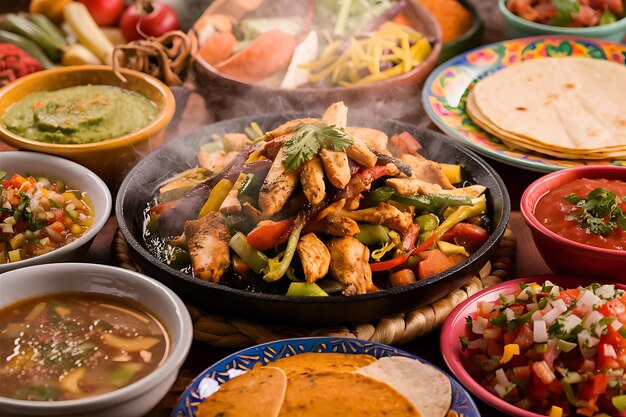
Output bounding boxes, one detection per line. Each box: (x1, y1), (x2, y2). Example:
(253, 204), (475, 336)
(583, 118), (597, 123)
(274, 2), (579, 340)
(0, 263), (193, 417)
(0, 151), (112, 272)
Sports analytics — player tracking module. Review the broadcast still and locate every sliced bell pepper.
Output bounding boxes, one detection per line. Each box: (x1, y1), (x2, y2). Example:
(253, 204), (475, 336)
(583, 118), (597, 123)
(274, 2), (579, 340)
(369, 232), (438, 272)
(401, 223), (419, 252)
(246, 217), (296, 251)
(263, 218), (305, 282)
(441, 223), (489, 253)
(500, 343), (520, 364)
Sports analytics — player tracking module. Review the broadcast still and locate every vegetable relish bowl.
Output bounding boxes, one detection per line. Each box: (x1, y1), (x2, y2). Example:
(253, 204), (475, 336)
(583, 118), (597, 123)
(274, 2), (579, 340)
(0, 65), (175, 188)
(0, 151), (111, 273)
(442, 275), (626, 417)
(192, 0), (442, 114)
(521, 166), (626, 282)
(0, 263), (193, 417)
(117, 107), (510, 325)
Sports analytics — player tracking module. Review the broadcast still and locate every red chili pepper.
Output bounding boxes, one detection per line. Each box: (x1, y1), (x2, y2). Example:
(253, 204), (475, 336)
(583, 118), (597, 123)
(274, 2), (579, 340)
(0, 44), (43, 86)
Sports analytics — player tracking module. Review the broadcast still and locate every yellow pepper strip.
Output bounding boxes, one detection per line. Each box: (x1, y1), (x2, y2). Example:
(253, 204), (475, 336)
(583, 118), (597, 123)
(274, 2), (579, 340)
(549, 406), (563, 417)
(400, 33), (411, 73)
(198, 178), (232, 218)
(411, 38), (432, 63)
(500, 343), (520, 364)
(354, 63), (404, 85)
(530, 283), (541, 292)
(246, 150), (267, 162)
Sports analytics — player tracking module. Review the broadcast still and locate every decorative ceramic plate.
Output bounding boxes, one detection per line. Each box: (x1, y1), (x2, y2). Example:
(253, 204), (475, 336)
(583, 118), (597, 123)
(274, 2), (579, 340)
(422, 36), (626, 172)
(172, 337), (481, 417)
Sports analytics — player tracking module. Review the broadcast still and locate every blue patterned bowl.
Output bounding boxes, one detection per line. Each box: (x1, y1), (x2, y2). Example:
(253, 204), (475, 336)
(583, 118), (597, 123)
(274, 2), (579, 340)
(172, 337), (480, 417)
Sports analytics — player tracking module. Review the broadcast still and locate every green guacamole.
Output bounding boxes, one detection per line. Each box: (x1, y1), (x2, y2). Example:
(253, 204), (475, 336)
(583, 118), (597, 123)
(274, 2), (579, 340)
(2, 85), (158, 144)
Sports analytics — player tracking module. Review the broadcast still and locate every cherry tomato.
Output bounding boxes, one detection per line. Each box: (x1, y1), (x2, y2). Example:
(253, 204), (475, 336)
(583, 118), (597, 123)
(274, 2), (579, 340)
(78, 0), (124, 27)
(120, 1), (179, 41)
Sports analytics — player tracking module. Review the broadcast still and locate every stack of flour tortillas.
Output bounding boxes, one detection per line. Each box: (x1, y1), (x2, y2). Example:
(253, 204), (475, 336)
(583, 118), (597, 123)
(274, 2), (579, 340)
(466, 57), (626, 160)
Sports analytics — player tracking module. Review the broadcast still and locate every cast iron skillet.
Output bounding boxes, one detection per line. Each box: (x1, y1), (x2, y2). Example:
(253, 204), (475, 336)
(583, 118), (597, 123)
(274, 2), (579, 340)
(116, 114), (510, 325)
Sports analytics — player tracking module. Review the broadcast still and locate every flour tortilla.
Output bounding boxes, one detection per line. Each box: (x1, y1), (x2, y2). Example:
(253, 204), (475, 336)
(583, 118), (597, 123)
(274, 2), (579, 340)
(467, 93), (626, 159)
(196, 366), (287, 417)
(270, 352), (376, 377)
(277, 371), (420, 417)
(467, 57), (626, 158)
(356, 356), (451, 417)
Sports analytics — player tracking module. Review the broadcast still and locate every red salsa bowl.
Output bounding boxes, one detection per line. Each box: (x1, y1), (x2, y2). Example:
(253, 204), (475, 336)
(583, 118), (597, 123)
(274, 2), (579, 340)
(521, 166), (626, 282)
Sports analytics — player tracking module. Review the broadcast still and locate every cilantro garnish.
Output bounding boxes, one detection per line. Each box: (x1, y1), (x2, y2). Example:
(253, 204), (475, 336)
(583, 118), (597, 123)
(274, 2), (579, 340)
(460, 336), (470, 351)
(282, 123), (353, 171)
(565, 188), (626, 237)
(551, 0), (579, 26)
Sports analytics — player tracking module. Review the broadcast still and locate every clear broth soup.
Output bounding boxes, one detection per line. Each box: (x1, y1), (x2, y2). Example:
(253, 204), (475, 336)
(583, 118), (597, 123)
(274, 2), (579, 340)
(0, 292), (169, 401)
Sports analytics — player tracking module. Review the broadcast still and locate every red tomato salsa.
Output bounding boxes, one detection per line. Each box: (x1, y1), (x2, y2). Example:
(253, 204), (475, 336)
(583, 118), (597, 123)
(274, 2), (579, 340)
(534, 178), (626, 251)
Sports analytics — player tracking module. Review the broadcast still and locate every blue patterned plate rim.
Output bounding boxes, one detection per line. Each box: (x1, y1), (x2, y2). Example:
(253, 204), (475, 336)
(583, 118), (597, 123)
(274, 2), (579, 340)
(421, 35), (626, 173)
(171, 336), (481, 417)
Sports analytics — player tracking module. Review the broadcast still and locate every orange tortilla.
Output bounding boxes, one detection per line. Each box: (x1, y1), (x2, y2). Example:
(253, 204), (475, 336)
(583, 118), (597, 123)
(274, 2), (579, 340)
(196, 366), (287, 417)
(278, 371), (420, 417)
(270, 352), (376, 377)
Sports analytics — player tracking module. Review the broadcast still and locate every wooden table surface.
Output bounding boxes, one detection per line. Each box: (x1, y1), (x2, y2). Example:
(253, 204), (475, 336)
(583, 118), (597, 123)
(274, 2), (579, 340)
(0, 0), (560, 416)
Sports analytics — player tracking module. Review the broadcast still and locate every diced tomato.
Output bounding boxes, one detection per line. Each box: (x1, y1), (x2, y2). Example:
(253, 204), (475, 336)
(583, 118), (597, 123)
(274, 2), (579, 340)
(597, 298), (626, 318)
(2, 179), (9, 189)
(527, 370), (551, 400)
(477, 301), (496, 318)
(513, 323), (534, 351)
(246, 217), (296, 251)
(48, 221), (66, 233)
(7, 192), (20, 207)
(9, 173), (27, 189)
(580, 374), (609, 403)
(486, 340), (503, 356)
(532, 361), (556, 385)
(602, 326), (626, 348)
(417, 249), (454, 280)
(512, 365), (531, 380)
(559, 288), (580, 304)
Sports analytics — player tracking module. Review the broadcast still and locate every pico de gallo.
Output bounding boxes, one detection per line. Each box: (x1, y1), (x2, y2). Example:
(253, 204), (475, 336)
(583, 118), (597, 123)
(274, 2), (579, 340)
(0, 171), (94, 263)
(461, 281), (626, 416)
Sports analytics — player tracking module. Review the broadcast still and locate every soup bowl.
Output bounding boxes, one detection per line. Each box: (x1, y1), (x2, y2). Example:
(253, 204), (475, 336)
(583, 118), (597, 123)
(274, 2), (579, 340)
(0, 151), (112, 273)
(0, 263), (193, 417)
(520, 165), (626, 282)
(0, 65), (175, 189)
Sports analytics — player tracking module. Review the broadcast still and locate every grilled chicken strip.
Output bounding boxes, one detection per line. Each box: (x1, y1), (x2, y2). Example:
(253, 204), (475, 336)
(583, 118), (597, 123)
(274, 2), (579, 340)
(263, 117), (320, 141)
(219, 173), (246, 215)
(296, 233), (331, 283)
(184, 212), (231, 283)
(346, 138), (377, 168)
(386, 178), (486, 198)
(400, 154), (454, 190)
(319, 102), (351, 188)
(259, 147), (301, 216)
(346, 127), (389, 155)
(339, 202), (412, 232)
(304, 213), (360, 237)
(301, 156), (325, 205)
(327, 237), (378, 295)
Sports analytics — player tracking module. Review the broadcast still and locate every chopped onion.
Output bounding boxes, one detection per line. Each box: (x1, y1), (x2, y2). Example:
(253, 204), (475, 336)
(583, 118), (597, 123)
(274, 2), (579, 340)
(495, 368), (510, 386)
(504, 308), (516, 322)
(595, 284), (616, 299)
(577, 289), (602, 316)
(561, 314), (582, 333)
(472, 316), (488, 335)
(612, 320), (623, 331)
(0, 223), (14, 234)
(583, 310), (604, 329)
(534, 320), (548, 343)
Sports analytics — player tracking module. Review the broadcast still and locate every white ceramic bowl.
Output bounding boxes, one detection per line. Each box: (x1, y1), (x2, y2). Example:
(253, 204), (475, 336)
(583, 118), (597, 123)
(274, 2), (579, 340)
(0, 151), (112, 272)
(0, 263), (193, 417)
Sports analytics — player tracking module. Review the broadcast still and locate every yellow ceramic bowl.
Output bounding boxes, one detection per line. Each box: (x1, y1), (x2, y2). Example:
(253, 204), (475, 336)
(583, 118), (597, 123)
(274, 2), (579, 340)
(0, 65), (175, 188)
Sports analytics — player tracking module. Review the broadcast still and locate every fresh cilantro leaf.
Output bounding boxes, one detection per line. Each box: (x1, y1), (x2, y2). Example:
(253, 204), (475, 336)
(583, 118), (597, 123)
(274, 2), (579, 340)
(460, 336), (470, 351)
(490, 313), (507, 327)
(282, 123), (353, 171)
(465, 315), (473, 326)
(565, 188), (626, 237)
(551, 0), (579, 27)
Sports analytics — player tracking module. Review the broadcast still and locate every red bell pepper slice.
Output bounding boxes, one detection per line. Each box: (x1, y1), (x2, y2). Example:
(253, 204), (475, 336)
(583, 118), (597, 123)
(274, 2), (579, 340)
(246, 217), (296, 251)
(441, 223), (489, 253)
(369, 232), (438, 272)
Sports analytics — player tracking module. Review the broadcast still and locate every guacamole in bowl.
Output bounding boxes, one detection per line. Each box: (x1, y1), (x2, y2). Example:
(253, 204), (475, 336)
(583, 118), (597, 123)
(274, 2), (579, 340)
(2, 85), (158, 145)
